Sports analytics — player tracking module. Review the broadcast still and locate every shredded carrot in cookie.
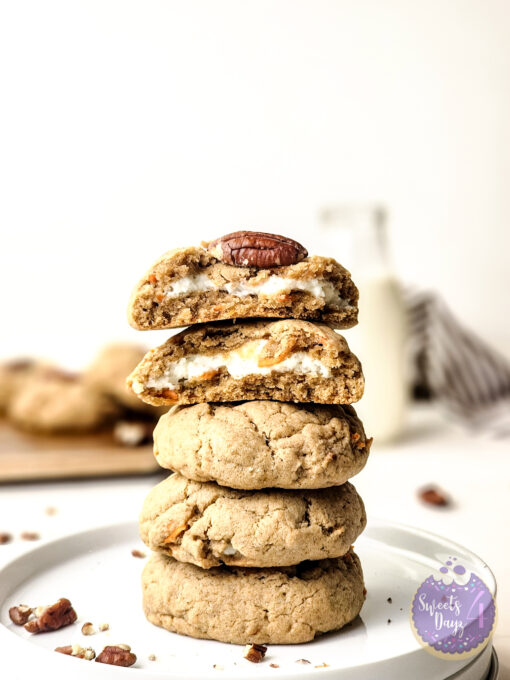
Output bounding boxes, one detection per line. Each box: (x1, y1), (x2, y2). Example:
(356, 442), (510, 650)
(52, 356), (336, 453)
(197, 369), (220, 381)
(163, 522), (188, 544)
(148, 274), (157, 284)
(258, 344), (295, 367)
(159, 389), (178, 402)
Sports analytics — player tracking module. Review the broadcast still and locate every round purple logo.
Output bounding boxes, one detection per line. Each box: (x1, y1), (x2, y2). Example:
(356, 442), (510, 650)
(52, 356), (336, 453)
(411, 557), (496, 659)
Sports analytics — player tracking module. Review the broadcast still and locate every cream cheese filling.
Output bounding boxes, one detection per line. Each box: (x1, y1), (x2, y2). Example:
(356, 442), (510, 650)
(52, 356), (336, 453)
(165, 273), (347, 306)
(142, 339), (332, 391)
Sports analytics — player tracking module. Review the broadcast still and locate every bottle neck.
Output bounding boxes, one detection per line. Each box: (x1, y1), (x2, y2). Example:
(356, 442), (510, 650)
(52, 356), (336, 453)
(320, 204), (391, 280)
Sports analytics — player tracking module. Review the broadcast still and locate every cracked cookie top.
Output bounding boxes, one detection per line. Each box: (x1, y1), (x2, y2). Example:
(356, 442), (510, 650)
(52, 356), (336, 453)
(153, 401), (371, 489)
(139, 472), (366, 569)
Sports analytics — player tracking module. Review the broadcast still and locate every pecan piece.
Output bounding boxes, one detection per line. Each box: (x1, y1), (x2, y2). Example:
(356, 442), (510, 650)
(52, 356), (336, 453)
(55, 644), (95, 660)
(81, 621), (95, 635)
(0, 532), (13, 544)
(9, 605), (33, 625)
(419, 486), (450, 507)
(96, 645), (137, 667)
(24, 598), (77, 634)
(207, 231), (307, 268)
(243, 643), (267, 663)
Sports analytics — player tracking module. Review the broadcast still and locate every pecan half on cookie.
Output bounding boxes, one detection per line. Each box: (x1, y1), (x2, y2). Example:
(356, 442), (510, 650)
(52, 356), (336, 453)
(206, 231), (308, 267)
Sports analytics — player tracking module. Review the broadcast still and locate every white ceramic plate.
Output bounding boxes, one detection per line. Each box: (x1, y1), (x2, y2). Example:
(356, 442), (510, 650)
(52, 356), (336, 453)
(0, 519), (496, 680)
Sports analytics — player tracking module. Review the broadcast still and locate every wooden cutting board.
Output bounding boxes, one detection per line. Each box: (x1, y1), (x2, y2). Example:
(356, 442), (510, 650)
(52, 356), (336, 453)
(0, 421), (160, 482)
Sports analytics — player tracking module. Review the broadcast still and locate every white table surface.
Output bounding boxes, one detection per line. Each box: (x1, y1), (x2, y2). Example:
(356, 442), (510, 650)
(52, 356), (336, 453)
(0, 405), (508, 677)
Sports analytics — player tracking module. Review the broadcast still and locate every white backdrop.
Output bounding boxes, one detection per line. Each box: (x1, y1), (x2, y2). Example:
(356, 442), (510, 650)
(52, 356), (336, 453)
(1, 0), (509, 367)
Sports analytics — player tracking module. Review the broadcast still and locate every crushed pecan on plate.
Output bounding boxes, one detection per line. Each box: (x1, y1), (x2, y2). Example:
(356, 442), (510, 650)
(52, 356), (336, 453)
(24, 598), (77, 634)
(95, 644), (137, 667)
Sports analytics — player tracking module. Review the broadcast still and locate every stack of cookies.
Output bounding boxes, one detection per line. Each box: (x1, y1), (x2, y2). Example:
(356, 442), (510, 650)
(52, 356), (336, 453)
(126, 231), (372, 645)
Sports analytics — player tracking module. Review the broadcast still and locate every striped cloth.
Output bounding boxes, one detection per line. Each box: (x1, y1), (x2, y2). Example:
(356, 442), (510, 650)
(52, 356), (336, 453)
(407, 290), (510, 437)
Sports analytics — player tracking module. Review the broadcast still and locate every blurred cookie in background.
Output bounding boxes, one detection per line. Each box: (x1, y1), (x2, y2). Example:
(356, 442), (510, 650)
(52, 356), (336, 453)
(8, 368), (120, 434)
(85, 343), (167, 418)
(0, 359), (50, 415)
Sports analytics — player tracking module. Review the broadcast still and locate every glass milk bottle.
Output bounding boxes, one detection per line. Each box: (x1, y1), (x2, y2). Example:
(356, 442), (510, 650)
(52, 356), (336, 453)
(320, 205), (408, 444)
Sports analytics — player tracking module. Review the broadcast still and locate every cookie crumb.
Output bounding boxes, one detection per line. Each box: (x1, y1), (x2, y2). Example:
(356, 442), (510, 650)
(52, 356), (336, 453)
(213, 664), (224, 670)
(45, 506), (58, 516)
(0, 532), (12, 545)
(296, 659), (311, 664)
(98, 623), (109, 632)
(244, 643), (267, 663)
(131, 549), (146, 558)
(315, 663), (330, 668)
(270, 663), (279, 668)
(387, 597), (392, 604)
(81, 622), (95, 635)
(148, 654), (156, 661)
(20, 531), (40, 541)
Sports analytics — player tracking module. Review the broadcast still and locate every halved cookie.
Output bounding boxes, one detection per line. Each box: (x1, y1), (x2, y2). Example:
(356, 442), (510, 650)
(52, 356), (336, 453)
(139, 473), (366, 568)
(154, 401), (371, 489)
(142, 550), (365, 644)
(128, 246), (358, 330)
(127, 319), (364, 406)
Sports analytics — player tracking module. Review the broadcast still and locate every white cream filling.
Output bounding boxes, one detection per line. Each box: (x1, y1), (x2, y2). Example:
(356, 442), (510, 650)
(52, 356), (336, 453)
(166, 273), (215, 296)
(165, 273), (346, 306)
(144, 339), (332, 390)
